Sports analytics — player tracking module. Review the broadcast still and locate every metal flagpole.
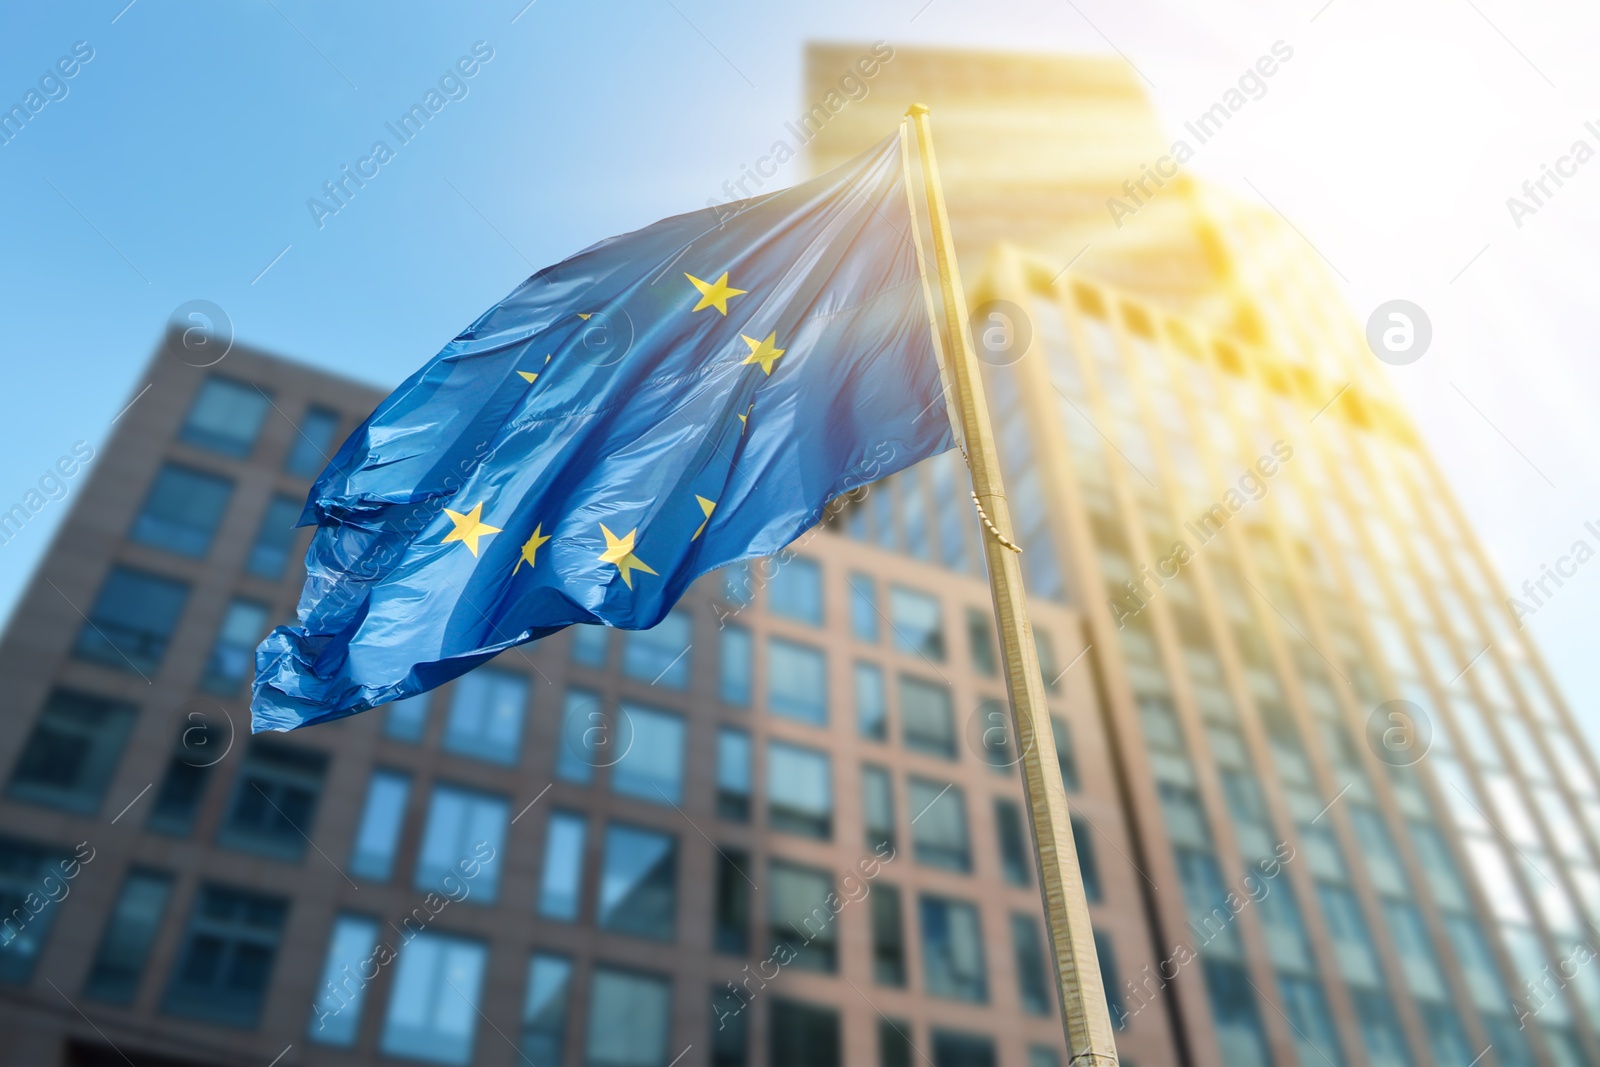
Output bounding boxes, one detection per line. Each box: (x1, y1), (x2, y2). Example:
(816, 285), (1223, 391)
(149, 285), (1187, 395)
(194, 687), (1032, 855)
(902, 103), (1121, 1065)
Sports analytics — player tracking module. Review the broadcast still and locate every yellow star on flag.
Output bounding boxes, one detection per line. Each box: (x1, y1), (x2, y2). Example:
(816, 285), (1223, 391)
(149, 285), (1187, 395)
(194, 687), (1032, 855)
(513, 523), (551, 574)
(692, 495), (716, 540)
(441, 502), (502, 557)
(737, 404), (753, 432)
(597, 523), (658, 588)
(685, 271), (746, 315)
(517, 355), (552, 384)
(741, 332), (785, 375)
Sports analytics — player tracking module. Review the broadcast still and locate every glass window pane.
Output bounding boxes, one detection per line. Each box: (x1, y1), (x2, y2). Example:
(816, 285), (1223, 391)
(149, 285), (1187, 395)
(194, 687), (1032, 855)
(965, 608), (998, 676)
(379, 932), (487, 1066)
(720, 625), (752, 706)
(768, 861), (836, 972)
(889, 586), (945, 660)
(180, 377), (270, 457)
(855, 662), (887, 740)
(285, 405), (340, 478)
(443, 668), (527, 765)
(350, 770), (410, 881)
(768, 556), (823, 625)
(871, 883), (906, 987)
(73, 566), (188, 674)
(585, 967), (671, 1067)
(200, 598), (269, 695)
(598, 823), (677, 940)
(900, 675), (955, 759)
(571, 624), (609, 668)
(714, 847), (752, 956)
(84, 870), (172, 1004)
(557, 688), (604, 783)
(768, 638), (827, 725)
(414, 784), (507, 903)
(771, 998), (841, 1067)
(384, 694), (430, 743)
(711, 982), (750, 1067)
(862, 765), (896, 853)
(1012, 914), (1050, 1015)
(308, 914), (380, 1046)
(161, 883), (289, 1027)
(920, 895), (987, 1002)
(909, 779), (969, 872)
(623, 610), (691, 688)
(849, 573), (879, 642)
(520, 953), (573, 1065)
(767, 741), (832, 839)
(130, 464), (232, 557)
(716, 728), (751, 821)
(995, 800), (1030, 887)
(218, 740), (329, 861)
(7, 688), (137, 815)
(613, 704), (685, 805)
(538, 812), (586, 921)
(246, 494), (304, 578)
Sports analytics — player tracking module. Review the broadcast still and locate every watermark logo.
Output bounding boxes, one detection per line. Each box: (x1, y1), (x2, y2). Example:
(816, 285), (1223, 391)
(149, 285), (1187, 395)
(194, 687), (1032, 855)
(165, 300), (234, 368)
(969, 300), (1032, 367)
(1364, 300), (1430, 366)
(1364, 699), (1432, 767)
(575, 306), (634, 368)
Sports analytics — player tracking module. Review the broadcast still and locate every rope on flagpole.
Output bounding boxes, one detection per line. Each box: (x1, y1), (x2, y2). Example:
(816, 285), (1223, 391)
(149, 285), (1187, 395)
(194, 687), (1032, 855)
(971, 492), (1022, 553)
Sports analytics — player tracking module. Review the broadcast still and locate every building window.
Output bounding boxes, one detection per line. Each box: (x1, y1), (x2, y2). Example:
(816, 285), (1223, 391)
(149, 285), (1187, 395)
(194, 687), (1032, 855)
(285, 405), (340, 478)
(848, 572), (879, 642)
(180, 377), (271, 457)
(585, 967), (672, 1067)
(900, 675), (956, 759)
(1011, 914), (1051, 1015)
(770, 998), (841, 1067)
(862, 764), (896, 853)
(720, 624), (752, 706)
(0, 836), (71, 985)
(557, 688), (604, 783)
(856, 662), (887, 740)
(767, 741), (832, 839)
(714, 847), (752, 955)
(379, 932), (487, 1066)
(889, 585), (945, 660)
(716, 728), (751, 821)
(768, 555), (823, 624)
(148, 728), (215, 837)
(711, 983), (750, 1067)
(975, 698), (1013, 772)
(246, 494), (303, 578)
(1072, 815), (1101, 902)
(598, 823), (677, 941)
(571, 624), (609, 667)
(308, 914), (380, 1047)
(200, 598), (269, 695)
(218, 740), (329, 861)
(1052, 715), (1079, 791)
(871, 883), (906, 987)
(920, 895), (988, 1002)
(1280, 975), (1344, 1067)
(879, 1018), (914, 1067)
(931, 1030), (998, 1067)
(1201, 957), (1270, 1063)
(769, 860), (837, 972)
(7, 687), (136, 815)
(613, 703), (686, 805)
(84, 869), (172, 1004)
(965, 608), (998, 676)
(538, 811), (586, 921)
(73, 566), (188, 674)
(1029, 1048), (1063, 1067)
(415, 784), (507, 902)
(995, 799), (1031, 887)
(1035, 631), (1060, 694)
(349, 769), (410, 882)
(520, 953), (573, 1066)
(130, 463), (233, 557)
(623, 609), (691, 688)
(161, 883), (289, 1027)
(768, 637), (827, 725)
(384, 693), (430, 743)
(909, 778), (970, 872)
(442, 667), (527, 765)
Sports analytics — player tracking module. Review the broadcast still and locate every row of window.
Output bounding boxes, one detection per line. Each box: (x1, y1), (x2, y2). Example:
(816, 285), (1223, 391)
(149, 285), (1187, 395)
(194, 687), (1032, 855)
(179, 375), (341, 475)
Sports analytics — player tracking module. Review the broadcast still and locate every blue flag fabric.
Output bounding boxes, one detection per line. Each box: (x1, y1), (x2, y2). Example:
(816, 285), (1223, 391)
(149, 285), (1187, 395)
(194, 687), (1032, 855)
(252, 130), (953, 732)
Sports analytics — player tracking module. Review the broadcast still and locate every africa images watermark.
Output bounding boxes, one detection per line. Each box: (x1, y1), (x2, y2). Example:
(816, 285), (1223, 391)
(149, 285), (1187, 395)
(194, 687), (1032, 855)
(0, 40), (95, 148)
(0, 441), (97, 549)
(1118, 841), (1296, 1025)
(307, 41), (496, 230)
(1504, 117), (1600, 229)
(1106, 40), (1295, 229)
(1, 841), (96, 950)
(1504, 517), (1600, 628)
(1108, 440), (1295, 628)
(705, 41), (895, 223)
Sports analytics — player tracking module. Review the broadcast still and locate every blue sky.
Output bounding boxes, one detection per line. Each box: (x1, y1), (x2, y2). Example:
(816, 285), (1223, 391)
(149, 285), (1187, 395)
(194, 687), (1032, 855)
(3, 0), (1599, 745)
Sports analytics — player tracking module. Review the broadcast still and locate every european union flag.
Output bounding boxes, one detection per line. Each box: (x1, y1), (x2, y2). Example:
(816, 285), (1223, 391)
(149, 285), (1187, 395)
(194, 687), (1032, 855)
(252, 129), (954, 731)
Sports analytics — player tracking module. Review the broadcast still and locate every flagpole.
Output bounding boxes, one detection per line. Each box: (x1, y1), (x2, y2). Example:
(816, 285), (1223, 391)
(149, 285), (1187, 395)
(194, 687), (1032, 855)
(904, 103), (1121, 1065)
